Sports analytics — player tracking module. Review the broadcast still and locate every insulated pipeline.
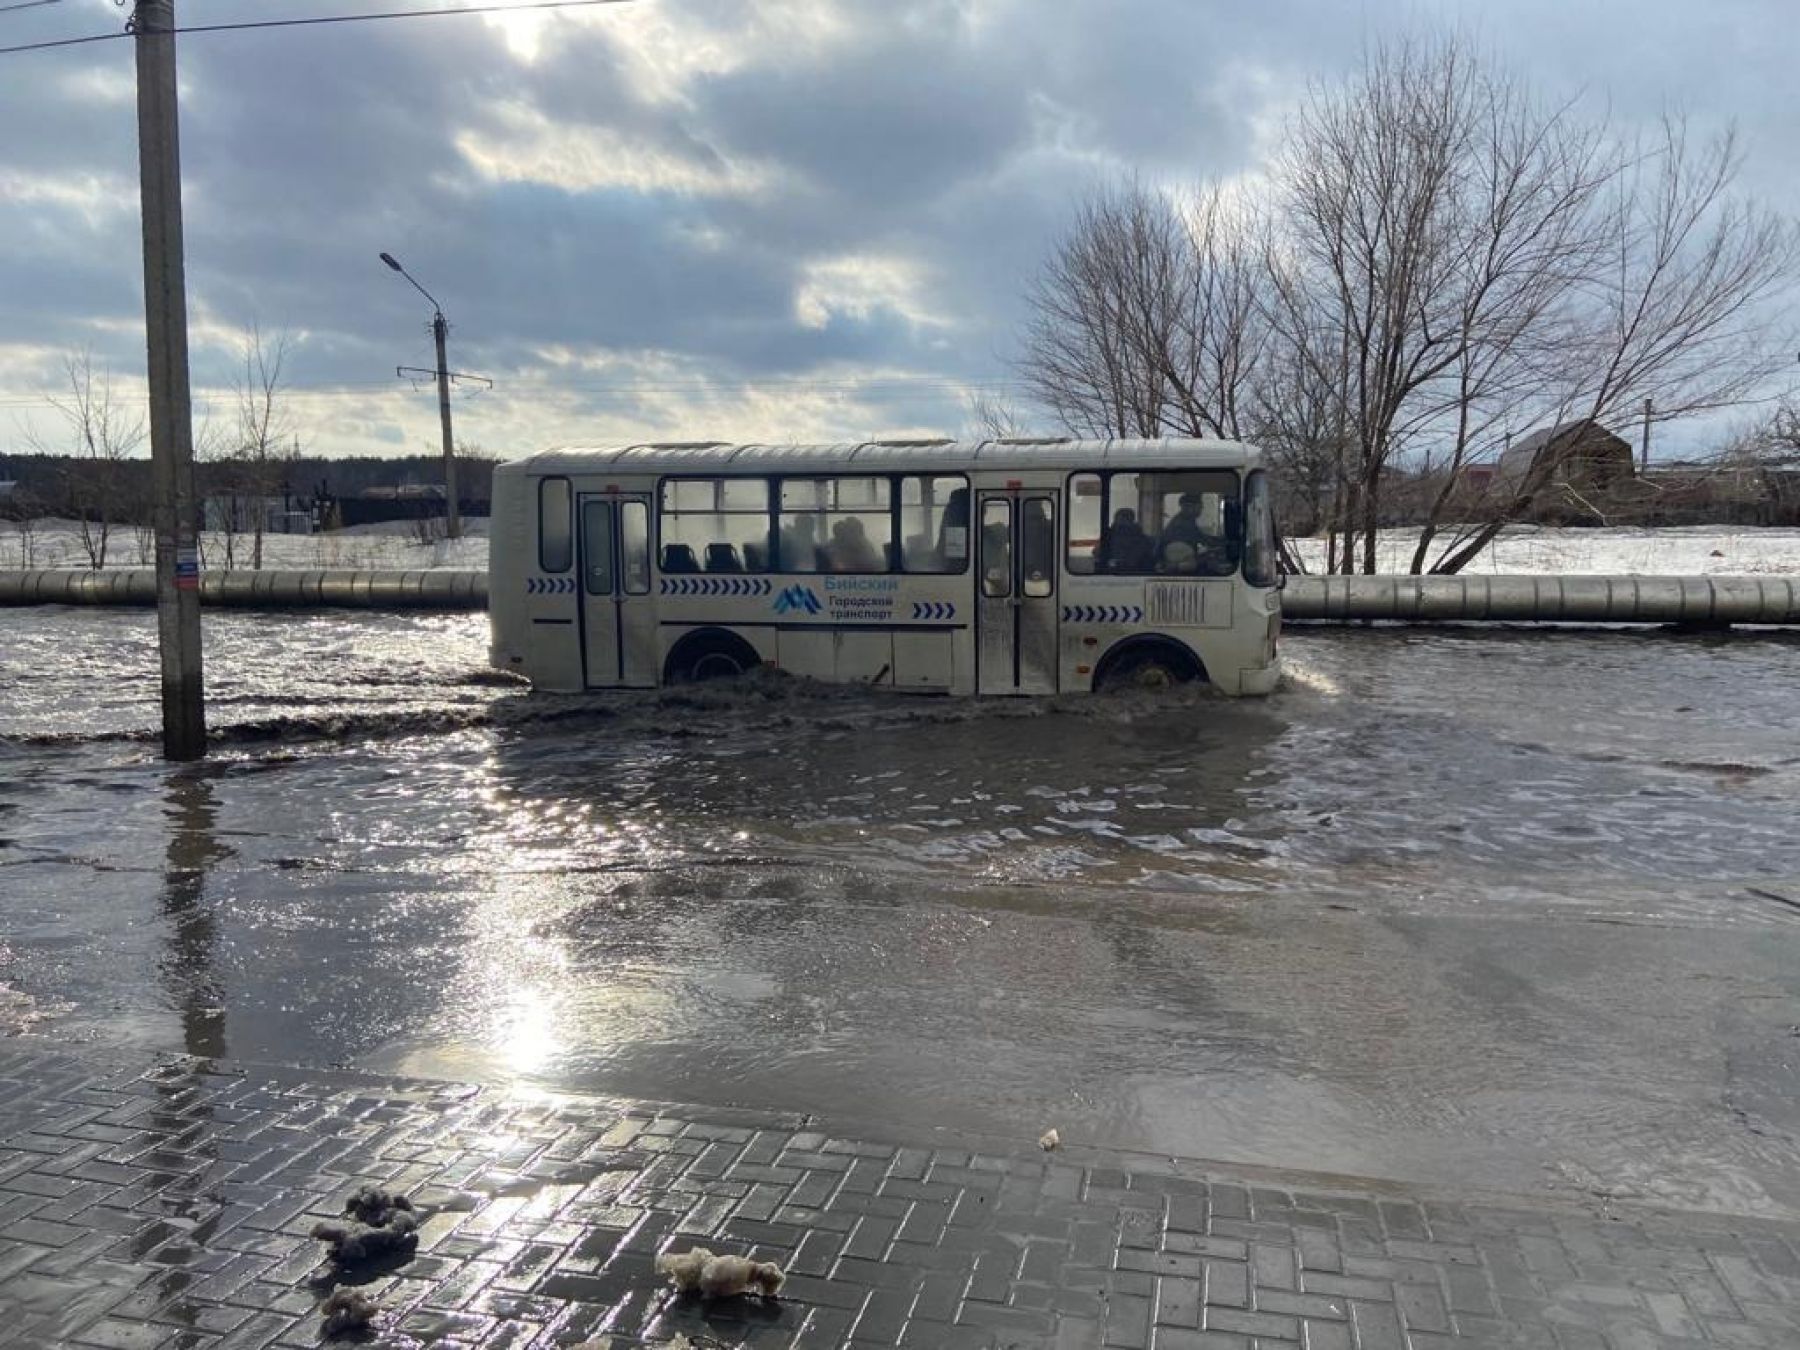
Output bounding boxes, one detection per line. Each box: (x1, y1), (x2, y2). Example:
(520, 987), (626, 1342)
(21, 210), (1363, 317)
(1280, 574), (1800, 625)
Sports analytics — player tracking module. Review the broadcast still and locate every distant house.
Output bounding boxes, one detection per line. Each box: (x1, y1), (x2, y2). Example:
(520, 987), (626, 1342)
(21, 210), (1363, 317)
(204, 492), (312, 536)
(1457, 463), (1499, 493)
(1496, 420), (1635, 494)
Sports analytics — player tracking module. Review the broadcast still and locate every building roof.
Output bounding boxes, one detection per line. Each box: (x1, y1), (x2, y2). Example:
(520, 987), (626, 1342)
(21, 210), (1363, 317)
(1497, 420), (1630, 479)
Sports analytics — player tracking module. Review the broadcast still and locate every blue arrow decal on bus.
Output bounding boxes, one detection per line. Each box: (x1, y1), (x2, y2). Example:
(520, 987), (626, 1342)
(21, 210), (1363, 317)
(660, 576), (778, 597)
(910, 602), (955, 620)
(528, 576), (575, 595)
(1061, 604), (1144, 624)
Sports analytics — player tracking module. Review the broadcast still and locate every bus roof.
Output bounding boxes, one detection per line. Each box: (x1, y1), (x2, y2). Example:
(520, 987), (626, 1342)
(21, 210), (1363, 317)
(500, 438), (1262, 478)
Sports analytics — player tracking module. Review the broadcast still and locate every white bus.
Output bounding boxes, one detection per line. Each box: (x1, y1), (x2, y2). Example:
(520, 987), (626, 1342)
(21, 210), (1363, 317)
(489, 438), (1281, 696)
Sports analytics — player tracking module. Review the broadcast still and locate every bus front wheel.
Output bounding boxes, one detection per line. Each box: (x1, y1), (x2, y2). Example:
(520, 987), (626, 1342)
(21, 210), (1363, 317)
(1094, 640), (1202, 693)
(665, 631), (762, 684)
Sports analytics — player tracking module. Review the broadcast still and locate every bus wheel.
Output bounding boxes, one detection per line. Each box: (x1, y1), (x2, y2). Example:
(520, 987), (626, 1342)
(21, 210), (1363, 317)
(666, 632), (761, 684)
(1095, 641), (1201, 693)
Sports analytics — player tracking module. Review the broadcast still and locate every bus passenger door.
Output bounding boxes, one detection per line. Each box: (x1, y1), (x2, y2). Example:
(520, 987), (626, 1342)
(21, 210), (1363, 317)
(578, 494), (656, 687)
(976, 490), (1059, 694)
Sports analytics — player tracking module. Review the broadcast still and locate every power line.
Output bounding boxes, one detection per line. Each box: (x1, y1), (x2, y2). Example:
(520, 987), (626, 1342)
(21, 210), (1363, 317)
(0, 0), (633, 56)
(0, 0), (65, 17)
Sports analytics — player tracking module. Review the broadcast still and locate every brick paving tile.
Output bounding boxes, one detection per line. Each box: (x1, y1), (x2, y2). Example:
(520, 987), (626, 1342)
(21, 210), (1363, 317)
(3, 1043), (1800, 1349)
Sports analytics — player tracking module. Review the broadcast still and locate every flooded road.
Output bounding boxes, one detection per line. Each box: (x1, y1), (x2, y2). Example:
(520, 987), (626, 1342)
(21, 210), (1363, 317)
(3, 608), (1800, 1218)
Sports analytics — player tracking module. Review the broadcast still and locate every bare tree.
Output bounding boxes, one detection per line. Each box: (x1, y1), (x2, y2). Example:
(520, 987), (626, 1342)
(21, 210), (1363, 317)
(965, 391), (1031, 440)
(1018, 33), (1797, 573)
(191, 401), (240, 569)
(1425, 117), (1799, 571)
(1251, 338), (1353, 569)
(1765, 401), (1800, 467)
(28, 351), (146, 569)
(1021, 181), (1276, 442)
(2, 486), (44, 567)
(1268, 35), (1625, 573)
(234, 324), (295, 570)
(1165, 186), (1278, 440)
(1021, 182), (1178, 438)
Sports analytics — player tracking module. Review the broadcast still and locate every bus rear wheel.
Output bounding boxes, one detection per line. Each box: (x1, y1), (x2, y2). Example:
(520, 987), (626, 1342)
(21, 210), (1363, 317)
(1095, 641), (1202, 693)
(665, 631), (761, 684)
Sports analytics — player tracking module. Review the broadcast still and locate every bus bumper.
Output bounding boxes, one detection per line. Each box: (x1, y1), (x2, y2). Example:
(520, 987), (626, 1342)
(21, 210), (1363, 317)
(1237, 661), (1281, 697)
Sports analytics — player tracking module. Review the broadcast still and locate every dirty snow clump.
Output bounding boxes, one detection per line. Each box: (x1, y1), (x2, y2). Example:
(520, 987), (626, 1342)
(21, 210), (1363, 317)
(655, 1246), (786, 1298)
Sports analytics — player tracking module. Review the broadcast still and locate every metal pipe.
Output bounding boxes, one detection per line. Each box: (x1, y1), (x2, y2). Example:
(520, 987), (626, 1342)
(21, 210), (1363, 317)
(1281, 575), (1800, 626)
(2, 570), (1794, 625)
(0, 570), (488, 610)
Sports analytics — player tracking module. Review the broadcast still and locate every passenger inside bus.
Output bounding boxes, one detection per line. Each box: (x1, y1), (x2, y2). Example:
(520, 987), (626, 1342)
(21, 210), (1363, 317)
(826, 517), (882, 572)
(1157, 491), (1230, 574)
(1095, 508), (1154, 574)
(778, 515), (819, 572)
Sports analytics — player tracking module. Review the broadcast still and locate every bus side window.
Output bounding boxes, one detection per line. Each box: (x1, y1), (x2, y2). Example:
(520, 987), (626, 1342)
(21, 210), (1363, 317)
(781, 477), (892, 573)
(582, 500), (615, 595)
(980, 500), (1011, 598)
(539, 478), (573, 573)
(901, 475), (969, 573)
(621, 500), (650, 594)
(1067, 473), (1101, 575)
(661, 478), (770, 574)
(1022, 498), (1055, 597)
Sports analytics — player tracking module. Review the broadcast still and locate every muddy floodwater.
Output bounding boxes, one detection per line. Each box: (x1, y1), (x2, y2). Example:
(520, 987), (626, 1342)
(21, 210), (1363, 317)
(3, 608), (1800, 1219)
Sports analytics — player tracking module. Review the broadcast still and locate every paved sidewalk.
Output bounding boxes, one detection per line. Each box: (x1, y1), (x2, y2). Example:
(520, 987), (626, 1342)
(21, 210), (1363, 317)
(1, 1043), (1798, 1350)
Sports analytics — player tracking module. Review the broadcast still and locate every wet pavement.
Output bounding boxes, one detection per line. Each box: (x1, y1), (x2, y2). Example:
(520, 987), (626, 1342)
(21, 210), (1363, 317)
(3, 608), (1800, 1250)
(4, 1040), (1800, 1350)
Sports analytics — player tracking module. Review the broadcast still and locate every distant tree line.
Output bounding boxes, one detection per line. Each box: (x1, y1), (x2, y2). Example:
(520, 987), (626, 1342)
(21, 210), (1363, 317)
(2, 333), (496, 569)
(2, 439), (496, 571)
(1, 451), (496, 522)
(1015, 32), (1800, 572)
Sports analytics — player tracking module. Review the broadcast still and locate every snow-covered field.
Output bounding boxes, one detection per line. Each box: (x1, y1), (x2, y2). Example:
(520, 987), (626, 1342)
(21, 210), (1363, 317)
(0, 518), (490, 572)
(1290, 526), (1800, 575)
(3, 517), (1798, 575)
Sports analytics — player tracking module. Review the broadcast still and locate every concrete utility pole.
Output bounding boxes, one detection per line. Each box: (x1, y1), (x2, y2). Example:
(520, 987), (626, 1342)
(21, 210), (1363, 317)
(133, 0), (205, 760)
(1641, 397), (1653, 473)
(432, 310), (460, 540)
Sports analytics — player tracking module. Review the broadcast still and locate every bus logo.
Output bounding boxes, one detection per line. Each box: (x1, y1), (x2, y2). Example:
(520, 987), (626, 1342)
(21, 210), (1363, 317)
(773, 584), (823, 616)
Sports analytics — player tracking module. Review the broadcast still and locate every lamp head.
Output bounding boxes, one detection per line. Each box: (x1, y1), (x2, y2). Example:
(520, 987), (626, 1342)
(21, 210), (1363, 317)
(379, 252), (403, 272)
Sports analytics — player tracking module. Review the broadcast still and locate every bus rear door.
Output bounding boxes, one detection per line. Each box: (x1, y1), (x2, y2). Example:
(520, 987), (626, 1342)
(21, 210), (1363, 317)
(578, 493), (656, 687)
(976, 489), (1059, 694)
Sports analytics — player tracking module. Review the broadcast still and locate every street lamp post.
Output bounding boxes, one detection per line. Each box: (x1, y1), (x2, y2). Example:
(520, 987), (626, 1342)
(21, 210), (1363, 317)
(380, 251), (460, 540)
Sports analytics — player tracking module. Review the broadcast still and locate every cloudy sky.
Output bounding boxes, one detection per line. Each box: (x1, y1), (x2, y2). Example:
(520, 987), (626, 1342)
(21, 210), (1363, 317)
(2, 0), (1796, 461)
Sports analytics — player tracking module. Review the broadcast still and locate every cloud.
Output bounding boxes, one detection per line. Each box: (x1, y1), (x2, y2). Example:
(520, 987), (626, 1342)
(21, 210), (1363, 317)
(455, 104), (776, 198)
(1, 0), (1795, 460)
